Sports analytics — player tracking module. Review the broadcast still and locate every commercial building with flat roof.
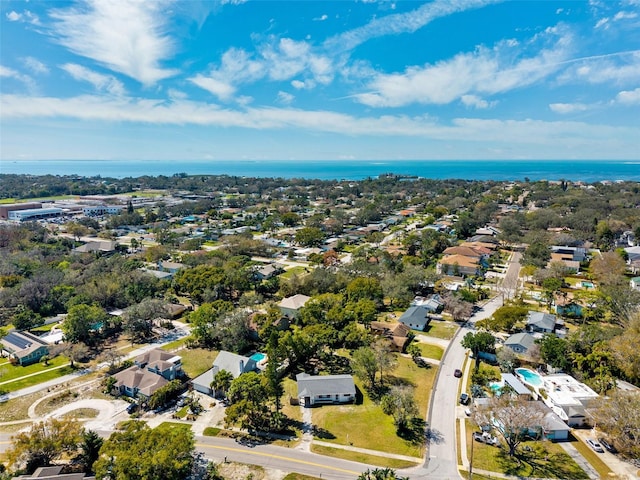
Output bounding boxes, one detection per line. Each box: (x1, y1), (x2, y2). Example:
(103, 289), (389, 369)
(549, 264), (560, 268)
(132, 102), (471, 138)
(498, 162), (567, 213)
(0, 202), (42, 219)
(8, 207), (63, 221)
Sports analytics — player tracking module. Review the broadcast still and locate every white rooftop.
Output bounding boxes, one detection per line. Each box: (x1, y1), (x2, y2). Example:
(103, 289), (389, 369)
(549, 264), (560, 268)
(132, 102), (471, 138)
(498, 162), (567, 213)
(543, 373), (598, 407)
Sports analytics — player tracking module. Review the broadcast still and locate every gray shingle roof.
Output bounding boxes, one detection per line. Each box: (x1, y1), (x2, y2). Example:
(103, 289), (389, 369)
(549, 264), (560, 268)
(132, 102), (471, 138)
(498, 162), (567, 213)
(212, 351), (256, 378)
(296, 373), (356, 398)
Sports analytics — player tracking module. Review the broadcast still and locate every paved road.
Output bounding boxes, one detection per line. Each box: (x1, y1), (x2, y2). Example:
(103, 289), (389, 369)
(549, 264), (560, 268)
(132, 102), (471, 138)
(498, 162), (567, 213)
(420, 252), (522, 479)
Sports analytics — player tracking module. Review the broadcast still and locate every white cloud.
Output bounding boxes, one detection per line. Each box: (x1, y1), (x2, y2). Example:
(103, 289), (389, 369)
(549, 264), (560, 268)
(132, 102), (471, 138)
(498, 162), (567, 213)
(616, 87), (640, 104)
(6, 9), (40, 24)
(549, 102), (590, 114)
(6, 11), (22, 21)
(595, 17), (609, 28)
(0, 65), (35, 90)
(22, 57), (49, 75)
(613, 11), (638, 20)
(277, 91), (295, 105)
(325, 0), (501, 53)
(190, 74), (236, 101)
(354, 27), (573, 107)
(61, 63), (125, 96)
(49, 0), (177, 85)
(167, 89), (188, 100)
(461, 94), (495, 109)
(220, 0), (248, 4)
(566, 51), (640, 85)
(314, 14), (328, 21)
(191, 38), (333, 100)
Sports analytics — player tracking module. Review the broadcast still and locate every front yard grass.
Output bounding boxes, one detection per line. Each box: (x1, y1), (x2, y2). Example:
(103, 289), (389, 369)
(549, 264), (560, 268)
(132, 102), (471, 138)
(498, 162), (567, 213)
(311, 354), (436, 458)
(160, 336), (191, 352)
(423, 321), (458, 340)
(464, 419), (589, 479)
(416, 343), (444, 360)
(310, 444), (418, 469)
(1, 365), (75, 393)
(0, 356), (69, 384)
(177, 348), (218, 378)
(280, 266), (308, 279)
(281, 377), (302, 424)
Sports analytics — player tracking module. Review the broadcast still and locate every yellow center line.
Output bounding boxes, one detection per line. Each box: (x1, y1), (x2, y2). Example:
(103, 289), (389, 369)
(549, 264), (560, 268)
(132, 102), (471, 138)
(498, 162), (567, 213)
(195, 443), (360, 475)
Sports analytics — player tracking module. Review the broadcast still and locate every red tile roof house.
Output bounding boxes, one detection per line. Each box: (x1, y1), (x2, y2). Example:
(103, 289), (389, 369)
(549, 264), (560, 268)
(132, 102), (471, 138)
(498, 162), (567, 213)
(112, 348), (183, 399)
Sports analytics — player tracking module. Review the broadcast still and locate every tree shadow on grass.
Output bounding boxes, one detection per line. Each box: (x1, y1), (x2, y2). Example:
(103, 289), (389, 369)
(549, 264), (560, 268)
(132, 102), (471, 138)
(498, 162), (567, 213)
(397, 417), (427, 445)
(311, 425), (336, 440)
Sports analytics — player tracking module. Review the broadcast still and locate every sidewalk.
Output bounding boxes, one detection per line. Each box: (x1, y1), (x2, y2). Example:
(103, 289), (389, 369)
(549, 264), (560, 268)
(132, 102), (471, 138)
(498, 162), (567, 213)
(312, 440), (423, 463)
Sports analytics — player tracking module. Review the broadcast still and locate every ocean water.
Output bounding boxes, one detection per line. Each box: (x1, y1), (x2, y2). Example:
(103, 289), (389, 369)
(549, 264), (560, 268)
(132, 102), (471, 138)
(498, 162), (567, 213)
(1, 159), (639, 182)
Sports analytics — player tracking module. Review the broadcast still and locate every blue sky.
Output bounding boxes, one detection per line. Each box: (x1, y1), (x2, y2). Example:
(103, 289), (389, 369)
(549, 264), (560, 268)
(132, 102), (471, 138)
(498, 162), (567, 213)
(1, 0), (639, 162)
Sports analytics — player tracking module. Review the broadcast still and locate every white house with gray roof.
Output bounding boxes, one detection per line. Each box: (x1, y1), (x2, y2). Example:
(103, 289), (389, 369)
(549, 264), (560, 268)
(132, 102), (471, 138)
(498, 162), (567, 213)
(526, 311), (559, 334)
(192, 351), (257, 396)
(296, 373), (356, 407)
(504, 332), (536, 354)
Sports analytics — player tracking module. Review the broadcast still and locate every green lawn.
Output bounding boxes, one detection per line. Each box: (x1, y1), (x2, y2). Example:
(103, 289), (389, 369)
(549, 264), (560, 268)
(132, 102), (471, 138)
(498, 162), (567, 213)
(423, 321), (458, 340)
(1, 366), (75, 392)
(177, 348), (218, 378)
(464, 420), (589, 479)
(281, 377), (302, 424)
(280, 266), (308, 279)
(160, 336), (191, 352)
(416, 343), (444, 360)
(0, 356), (69, 383)
(0, 198), (18, 204)
(30, 323), (59, 334)
(310, 444), (418, 469)
(311, 354), (436, 458)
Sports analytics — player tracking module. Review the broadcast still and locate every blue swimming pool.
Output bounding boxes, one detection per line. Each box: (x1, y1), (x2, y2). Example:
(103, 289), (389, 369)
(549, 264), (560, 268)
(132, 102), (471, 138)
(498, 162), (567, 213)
(515, 368), (543, 387)
(250, 352), (266, 362)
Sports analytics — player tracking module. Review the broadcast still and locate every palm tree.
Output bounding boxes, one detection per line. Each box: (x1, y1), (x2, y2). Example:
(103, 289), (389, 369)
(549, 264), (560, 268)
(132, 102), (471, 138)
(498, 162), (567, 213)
(357, 467), (408, 480)
(210, 369), (233, 399)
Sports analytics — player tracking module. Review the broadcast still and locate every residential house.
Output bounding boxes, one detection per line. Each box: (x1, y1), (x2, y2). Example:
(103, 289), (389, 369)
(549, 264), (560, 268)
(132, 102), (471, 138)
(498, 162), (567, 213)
(112, 349), (182, 399)
(398, 305), (431, 331)
(630, 277), (640, 291)
(158, 261), (185, 275)
(526, 311), (560, 334)
(73, 240), (117, 255)
(278, 294), (311, 319)
(254, 263), (282, 281)
(192, 351), (258, 396)
(296, 373), (356, 407)
(134, 348), (183, 381)
(1, 331), (49, 366)
(501, 373), (533, 400)
(550, 246), (587, 263)
(411, 294), (444, 313)
(541, 373), (599, 427)
(503, 332), (536, 354)
(437, 254), (480, 276)
(443, 245), (485, 262)
(369, 321), (411, 352)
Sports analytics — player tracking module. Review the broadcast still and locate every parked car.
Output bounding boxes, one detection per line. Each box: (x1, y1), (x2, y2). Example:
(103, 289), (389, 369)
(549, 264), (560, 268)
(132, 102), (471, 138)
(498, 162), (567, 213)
(464, 408), (472, 416)
(472, 432), (485, 442)
(460, 393), (470, 405)
(454, 369), (462, 378)
(126, 403), (137, 414)
(586, 439), (604, 453)
(599, 438), (617, 453)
